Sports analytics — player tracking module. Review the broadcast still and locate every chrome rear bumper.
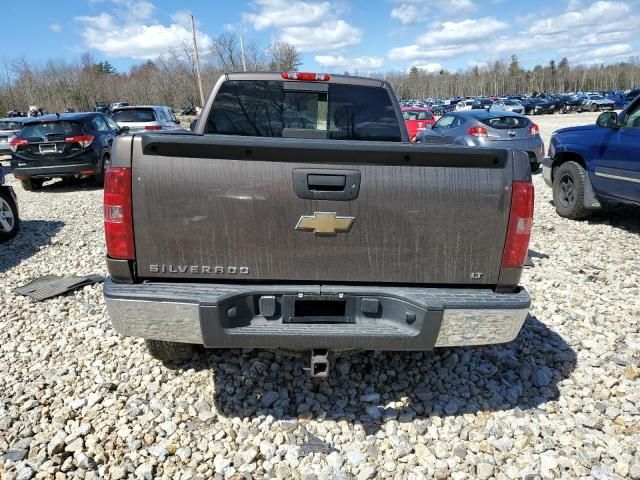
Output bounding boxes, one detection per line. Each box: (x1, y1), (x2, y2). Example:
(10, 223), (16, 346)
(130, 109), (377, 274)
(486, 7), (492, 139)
(104, 279), (530, 350)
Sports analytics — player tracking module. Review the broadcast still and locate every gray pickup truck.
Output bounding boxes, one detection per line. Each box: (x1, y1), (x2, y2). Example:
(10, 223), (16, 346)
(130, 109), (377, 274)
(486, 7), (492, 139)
(103, 72), (533, 376)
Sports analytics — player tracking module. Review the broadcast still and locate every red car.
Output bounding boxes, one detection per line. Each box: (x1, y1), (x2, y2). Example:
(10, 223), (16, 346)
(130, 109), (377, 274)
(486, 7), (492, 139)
(401, 107), (436, 141)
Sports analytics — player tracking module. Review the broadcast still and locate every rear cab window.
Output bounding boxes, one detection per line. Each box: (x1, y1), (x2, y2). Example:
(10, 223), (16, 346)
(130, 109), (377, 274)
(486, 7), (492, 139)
(402, 110), (434, 121)
(205, 80), (402, 141)
(112, 109), (156, 123)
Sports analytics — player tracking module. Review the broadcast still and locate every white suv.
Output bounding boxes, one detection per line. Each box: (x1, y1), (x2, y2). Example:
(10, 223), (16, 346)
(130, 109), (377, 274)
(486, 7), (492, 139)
(110, 106), (182, 132)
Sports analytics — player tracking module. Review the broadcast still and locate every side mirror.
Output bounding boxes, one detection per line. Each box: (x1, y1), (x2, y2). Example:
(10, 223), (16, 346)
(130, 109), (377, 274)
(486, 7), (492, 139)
(118, 126), (130, 134)
(174, 119), (181, 124)
(189, 120), (197, 132)
(596, 111), (618, 129)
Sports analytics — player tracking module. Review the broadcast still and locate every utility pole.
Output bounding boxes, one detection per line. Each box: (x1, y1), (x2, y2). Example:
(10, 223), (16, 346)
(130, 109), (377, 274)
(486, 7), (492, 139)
(240, 34), (247, 72)
(191, 14), (205, 106)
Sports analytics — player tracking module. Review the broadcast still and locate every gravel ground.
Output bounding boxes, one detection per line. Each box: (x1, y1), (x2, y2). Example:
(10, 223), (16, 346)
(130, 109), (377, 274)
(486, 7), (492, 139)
(1, 112), (639, 480)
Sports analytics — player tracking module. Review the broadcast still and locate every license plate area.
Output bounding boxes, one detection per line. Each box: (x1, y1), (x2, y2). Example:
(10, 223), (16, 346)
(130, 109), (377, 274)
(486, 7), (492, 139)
(39, 143), (58, 154)
(283, 295), (354, 324)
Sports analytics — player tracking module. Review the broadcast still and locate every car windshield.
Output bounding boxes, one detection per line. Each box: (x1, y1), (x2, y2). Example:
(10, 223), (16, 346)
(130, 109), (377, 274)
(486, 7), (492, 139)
(19, 121), (83, 140)
(402, 110), (434, 121)
(481, 116), (528, 129)
(589, 95), (605, 100)
(111, 108), (156, 122)
(504, 100), (520, 106)
(0, 121), (22, 130)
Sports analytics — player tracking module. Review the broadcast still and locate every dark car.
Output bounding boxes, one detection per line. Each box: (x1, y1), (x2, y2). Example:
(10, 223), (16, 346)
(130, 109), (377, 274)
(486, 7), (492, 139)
(0, 165), (19, 241)
(471, 98), (493, 110)
(522, 98), (556, 115)
(9, 112), (123, 190)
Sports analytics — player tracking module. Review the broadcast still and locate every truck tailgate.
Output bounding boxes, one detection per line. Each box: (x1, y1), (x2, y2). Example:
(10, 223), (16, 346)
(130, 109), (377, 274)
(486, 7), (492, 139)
(130, 134), (513, 285)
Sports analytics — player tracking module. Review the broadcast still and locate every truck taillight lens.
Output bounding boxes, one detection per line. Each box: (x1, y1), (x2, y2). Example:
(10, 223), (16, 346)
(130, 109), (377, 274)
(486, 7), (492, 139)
(281, 72), (330, 81)
(104, 167), (135, 260)
(529, 123), (540, 135)
(65, 135), (94, 148)
(501, 181), (534, 268)
(467, 126), (488, 137)
(144, 125), (162, 130)
(9, 137), (28, 152)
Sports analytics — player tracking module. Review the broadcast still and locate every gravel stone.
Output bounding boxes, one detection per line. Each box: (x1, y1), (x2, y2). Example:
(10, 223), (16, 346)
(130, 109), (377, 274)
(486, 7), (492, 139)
(476, 462), (494, 480)
(0, 112), (638, 479)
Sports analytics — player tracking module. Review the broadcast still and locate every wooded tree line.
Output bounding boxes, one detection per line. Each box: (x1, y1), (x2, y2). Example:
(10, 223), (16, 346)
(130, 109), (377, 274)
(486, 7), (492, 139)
(1, 42), (639, 114)
(386, 55), (640, 100)
(0, 33), (302, 114)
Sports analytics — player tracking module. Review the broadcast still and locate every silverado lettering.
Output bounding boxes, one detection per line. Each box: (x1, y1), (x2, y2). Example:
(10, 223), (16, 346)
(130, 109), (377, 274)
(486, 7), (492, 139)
(149, 265), (250, 274)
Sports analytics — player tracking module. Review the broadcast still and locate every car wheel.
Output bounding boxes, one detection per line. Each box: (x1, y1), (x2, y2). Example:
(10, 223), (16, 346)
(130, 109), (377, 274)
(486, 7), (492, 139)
(552, 161), (592, 219)
(590, 103), (598, 112)
(20, 178), (44, 191)
(0, 189), (19, 242)
(94, 154), (110, 187)
(144, 339), (197, 364)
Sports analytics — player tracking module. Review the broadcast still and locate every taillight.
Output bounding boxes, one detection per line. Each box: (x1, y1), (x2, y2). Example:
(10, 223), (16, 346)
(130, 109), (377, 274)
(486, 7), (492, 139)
(9, 137), (28, 152)
(104, 167), (135, 260)
(144, 125), (162, 131)
(501, 181), (534, 268)
(529, 123), (540, 135)
(281, 72), (330, 81)
(467, 126), (488, 137)
(65, 135), (94, 148)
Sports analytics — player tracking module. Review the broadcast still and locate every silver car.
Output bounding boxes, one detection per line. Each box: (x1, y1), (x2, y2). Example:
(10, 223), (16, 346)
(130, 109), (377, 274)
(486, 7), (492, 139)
(416, 110), (544, 171)
(0, 117), (29, 155)
(110, 105), (182, 132)
(489, 99), (524, 114)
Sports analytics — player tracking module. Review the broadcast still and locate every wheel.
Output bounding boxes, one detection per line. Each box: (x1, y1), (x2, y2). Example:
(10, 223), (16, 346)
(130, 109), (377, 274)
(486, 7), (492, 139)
(0, 189), (19, 241)
(94, 155), (110, 187)
(590, 103), (598, 112)
(530, 162), (541, 172)
(144, 339), (196, 363)
(552, 161), (592, 219)
(20, 178), (44, 191)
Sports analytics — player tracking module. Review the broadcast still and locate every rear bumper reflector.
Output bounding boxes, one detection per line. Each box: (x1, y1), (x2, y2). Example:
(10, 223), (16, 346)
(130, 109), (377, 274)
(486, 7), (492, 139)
(104, 279), (530, 349)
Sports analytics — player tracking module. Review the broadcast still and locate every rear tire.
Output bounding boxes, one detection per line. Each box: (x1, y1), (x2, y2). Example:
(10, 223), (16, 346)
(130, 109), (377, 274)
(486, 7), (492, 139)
(20, 178), (44, 191)
(0, 189), (19, 242)
(94, 154), (110, 187)
(145, 339), (196, 364)
(589, 103), (598, 112)
(552, 161), (592, 219)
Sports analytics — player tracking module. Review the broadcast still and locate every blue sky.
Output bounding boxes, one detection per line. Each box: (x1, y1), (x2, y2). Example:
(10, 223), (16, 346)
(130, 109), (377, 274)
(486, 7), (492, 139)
(4, 0), (640, 74)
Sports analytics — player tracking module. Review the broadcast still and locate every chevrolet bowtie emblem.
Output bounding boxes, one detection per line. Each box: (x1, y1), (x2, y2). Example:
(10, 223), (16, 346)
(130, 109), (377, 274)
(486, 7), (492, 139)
(295, 212), (355, 235)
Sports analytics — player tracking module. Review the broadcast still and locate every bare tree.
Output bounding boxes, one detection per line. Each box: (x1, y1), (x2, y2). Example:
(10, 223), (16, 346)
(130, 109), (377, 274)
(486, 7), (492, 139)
(266, 42), (301, 71)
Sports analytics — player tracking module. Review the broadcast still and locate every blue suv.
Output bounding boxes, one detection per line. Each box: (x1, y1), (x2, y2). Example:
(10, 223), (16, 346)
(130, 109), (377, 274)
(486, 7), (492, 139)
(543, 94), (640, 219)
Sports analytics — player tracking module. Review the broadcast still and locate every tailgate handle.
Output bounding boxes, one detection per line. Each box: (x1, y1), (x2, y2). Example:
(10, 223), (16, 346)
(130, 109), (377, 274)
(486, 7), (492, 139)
(293, 169), (360, 201)
(307, 174), (346, 191)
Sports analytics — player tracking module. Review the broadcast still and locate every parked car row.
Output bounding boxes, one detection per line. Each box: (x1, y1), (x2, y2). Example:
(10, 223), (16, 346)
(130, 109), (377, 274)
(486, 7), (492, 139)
(2, 104), (184, 191)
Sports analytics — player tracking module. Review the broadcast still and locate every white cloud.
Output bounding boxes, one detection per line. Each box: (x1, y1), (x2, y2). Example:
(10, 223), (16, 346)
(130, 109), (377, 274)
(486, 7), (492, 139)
(529, 1), (629, 35)
(390, 0), (475, 24)
(388, 1), (639, 69)
(243, 0), (330, 30)
(411, 62), (443, 73)
(314, 55), (384, 69)
(242, 0), (362, 52)
(50, 23), (62, 33)
(388, 17), (507, 61)
(75, 2), (213, 59)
